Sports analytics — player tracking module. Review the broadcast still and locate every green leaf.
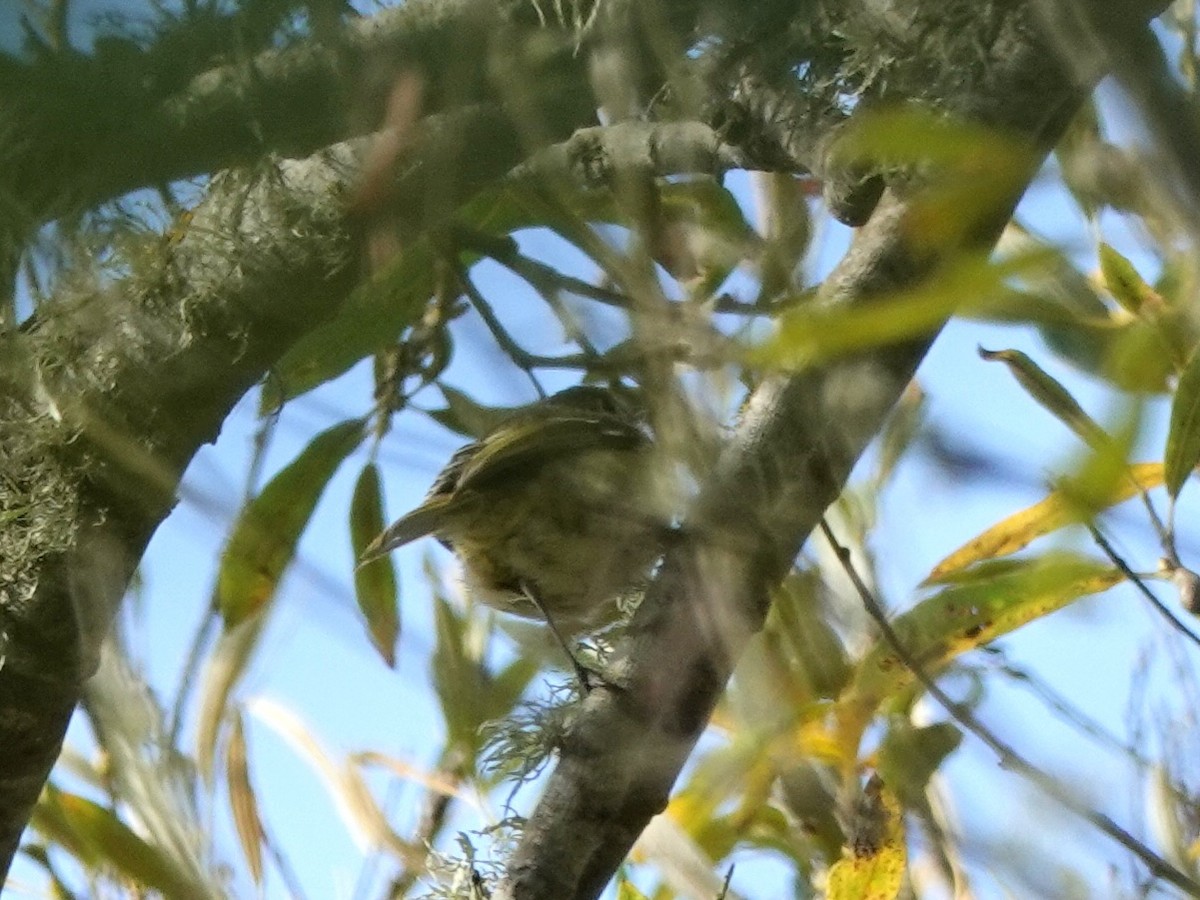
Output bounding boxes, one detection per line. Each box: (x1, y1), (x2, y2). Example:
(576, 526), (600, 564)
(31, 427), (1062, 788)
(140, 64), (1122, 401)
(749, 251), (1047, 370)
(768, 570), (851, 700)
(1099, 243), (1163, 314)
(484, 653), (540, 723)
(218, 419), (365, 624)
(828, 107), (1034, 249)
(1042, 312), (1178, 393)
(33, 786), (208, 899)
(430, 593), (488, 751)
(878, 718), (962, 806)
(261, 245), (437, 413)
(978, 346), (1106, 447)
(263, 182), (569, 412)
(351, 463), (400, 667)
(1166, 344), (1200, 499)
(428, 384), (518, 439)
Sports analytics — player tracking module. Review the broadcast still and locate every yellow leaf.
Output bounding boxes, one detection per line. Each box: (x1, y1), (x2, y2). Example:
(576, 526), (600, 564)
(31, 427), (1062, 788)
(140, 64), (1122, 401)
(839, 555), (1123, 751)
(33, 786), (206, 898)
(826, 777), (905, 900)
(226, 712), (264, 884)
(925, 463), (1162, 583)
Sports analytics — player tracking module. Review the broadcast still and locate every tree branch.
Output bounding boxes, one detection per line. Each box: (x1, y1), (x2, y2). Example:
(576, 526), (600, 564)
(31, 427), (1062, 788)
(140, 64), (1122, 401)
(0, 0), (596, 240)
(0, 142), (366, 880)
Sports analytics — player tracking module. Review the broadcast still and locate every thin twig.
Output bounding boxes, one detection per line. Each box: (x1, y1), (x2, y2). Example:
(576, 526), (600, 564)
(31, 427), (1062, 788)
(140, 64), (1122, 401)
(818, 518), (1200, 895)
(452, 262), (545, 396)
(1086, 521), (1200, 652)
(998, 660), (1199, 808)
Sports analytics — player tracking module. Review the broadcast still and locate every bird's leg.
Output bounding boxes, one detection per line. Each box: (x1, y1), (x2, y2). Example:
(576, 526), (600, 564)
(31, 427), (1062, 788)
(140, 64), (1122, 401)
(518, 581), (598, 694)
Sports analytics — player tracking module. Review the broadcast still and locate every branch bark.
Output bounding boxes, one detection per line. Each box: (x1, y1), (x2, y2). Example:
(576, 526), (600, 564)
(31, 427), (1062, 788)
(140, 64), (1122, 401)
(0, 0), (597, 246)
(0, 142), (367, 879)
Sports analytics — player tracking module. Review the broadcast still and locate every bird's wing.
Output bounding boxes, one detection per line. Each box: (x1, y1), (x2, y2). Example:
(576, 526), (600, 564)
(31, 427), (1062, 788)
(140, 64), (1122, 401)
(455, 414), (648, 494)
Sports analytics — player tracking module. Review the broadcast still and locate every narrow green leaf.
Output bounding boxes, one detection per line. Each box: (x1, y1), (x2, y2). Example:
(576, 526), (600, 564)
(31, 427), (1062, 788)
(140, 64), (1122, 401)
(261, 247), (436, 414)
(218, 419), (365, 624)
(878, 719), (962, 806)
(429, 384), (518, 439)
(1099, 243), (1163, 314)
(770, 570), (851, 699)
(351, 463), (400, 666)
(978, 346), (1106, 447)
(34, 787), (207, 899)
(485, 654), (540, 723)
(1166, 344), (1200, 499)
(18, 844), (79, 900)
(263, 180), (567, 413)
(430, 592), (487, 751)
(750, 252), (1046, 370)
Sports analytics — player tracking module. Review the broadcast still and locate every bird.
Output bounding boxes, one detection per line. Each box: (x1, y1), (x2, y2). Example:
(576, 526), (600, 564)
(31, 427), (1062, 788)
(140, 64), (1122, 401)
(360, 385), (667, 644)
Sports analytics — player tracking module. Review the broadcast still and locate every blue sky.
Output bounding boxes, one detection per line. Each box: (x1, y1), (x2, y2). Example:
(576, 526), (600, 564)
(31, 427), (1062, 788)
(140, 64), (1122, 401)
(4, 2), (1198, 893)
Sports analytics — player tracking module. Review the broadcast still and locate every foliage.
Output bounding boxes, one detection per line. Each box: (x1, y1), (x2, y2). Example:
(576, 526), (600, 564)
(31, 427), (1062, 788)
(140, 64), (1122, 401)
(6, 0), (1200, 898)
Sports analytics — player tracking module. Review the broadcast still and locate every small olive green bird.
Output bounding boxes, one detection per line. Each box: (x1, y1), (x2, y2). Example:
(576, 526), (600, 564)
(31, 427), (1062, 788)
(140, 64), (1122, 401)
(360, 385), (665, 636)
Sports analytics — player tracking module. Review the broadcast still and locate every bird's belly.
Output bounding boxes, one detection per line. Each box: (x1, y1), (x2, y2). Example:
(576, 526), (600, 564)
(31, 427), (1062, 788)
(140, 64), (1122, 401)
(454, 495), (659, 630)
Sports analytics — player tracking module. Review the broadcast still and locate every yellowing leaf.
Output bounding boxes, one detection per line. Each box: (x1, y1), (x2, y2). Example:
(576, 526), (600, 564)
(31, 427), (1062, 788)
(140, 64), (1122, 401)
(226, 712), (264, 885)
(1166, 345), (1200, 499)
(218, 419), (364, 624)
(351, 463), (400, 666)
(925, 462), (1163, 583)
(826, 777), (905, 900)
(616, 878), (651, 900)
(839, 555), (1123, 749)
(34, 786), (206, 898)
(246, 697), (416, 863)
(196, 615), (264, 781)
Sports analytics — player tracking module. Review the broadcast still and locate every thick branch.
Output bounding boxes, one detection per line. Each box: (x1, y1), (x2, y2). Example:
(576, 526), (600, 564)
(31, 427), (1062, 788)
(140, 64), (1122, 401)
(0, 0), (596, 239)
(0, 142), (367, 879)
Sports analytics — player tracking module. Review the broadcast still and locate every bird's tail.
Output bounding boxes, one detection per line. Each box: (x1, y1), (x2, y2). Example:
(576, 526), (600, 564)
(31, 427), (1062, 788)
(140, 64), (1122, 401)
(357, 495), (454, 568)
